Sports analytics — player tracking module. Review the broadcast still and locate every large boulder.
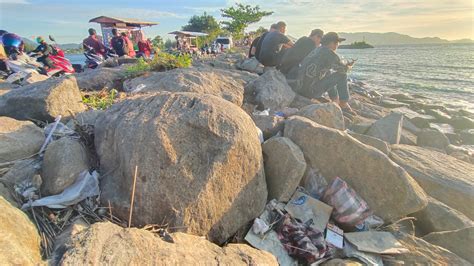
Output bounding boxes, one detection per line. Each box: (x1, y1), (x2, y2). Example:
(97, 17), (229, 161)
(412, 197), (473, 236)
(387, 232), (470, 265)
(245, 68), (295, 111)
(348, 132), (390, 155)
(0, 197), (42, 265)
(236, 57), (264, 74)
(0, 76), (86, 122)
(284, 116), (427, 222)
(252, 114), (284, 140)
(0, 117), (45, 163)
(423, 227), (474, 264)
(41, 137), (90, 195)
(390, 145), (474, 220)
(417, 129), (450, 150)
(392, 107), (436, 128)
(460, 129), (474, 145)
(57, 222), (277, 265)
(297, 103), (345, 130)
(262, 137), (307, 202)
(95, 92), (267, 244)
(75, 67), (126, 91)
(367, 113), (403, 144)
(123, 67), (248, 106)
(450, 116), (474, 130)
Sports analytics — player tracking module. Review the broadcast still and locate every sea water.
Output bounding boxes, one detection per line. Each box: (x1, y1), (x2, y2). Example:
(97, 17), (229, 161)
(339, 43), (474, 111)
(67, 43), (474, 111)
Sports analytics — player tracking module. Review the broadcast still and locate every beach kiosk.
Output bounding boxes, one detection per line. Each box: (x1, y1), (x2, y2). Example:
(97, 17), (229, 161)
(168, 30), (208, 53)
(89, 16), (158, 48)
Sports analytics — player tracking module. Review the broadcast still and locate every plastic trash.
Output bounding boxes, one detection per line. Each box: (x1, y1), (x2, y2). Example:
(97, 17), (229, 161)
(253, 109), (270, 116)
(22, 170), (100, 209)
(355, 214), (385, 231)
(44, 121), (76, 139)
(39, 115), (62, 154)
(322, 177), (372, 228)
(127, 83), (146, 93)
(256, 126), (264, 143)
(300, 168), (328, 199)
(252, 218), (270, 236)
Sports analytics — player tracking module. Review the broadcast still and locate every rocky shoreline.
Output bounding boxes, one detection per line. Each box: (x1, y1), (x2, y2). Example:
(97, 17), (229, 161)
(0, 52), (473, 265)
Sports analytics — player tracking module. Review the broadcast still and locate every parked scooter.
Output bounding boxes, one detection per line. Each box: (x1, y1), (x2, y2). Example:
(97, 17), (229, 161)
(84, 44), (118, 69)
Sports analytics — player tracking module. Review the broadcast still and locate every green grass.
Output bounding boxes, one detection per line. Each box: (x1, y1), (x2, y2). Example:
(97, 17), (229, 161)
(124, 52), (193, 78)
(82, 89), (118, 110)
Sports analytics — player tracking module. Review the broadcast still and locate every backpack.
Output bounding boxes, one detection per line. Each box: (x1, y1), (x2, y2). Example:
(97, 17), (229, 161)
(111, 37), (127, 56)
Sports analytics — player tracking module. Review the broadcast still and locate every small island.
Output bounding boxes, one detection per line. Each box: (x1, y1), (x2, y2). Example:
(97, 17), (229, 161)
(339, 41), (374, 49)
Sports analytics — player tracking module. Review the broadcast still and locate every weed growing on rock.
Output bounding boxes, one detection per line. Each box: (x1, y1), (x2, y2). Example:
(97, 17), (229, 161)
(82, 89), (118, 110)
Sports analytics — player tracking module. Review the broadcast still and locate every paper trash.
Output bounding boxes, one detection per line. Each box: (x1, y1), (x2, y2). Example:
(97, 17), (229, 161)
(285, 189), (333, 232)
(344, 231), (409, 255)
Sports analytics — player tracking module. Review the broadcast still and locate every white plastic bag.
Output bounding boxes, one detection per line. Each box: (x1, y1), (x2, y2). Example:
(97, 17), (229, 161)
(22, 171), (100, 209)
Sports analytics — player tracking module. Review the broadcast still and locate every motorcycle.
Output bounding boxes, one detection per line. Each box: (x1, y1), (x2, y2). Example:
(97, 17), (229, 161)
(83, 44), (118, 69)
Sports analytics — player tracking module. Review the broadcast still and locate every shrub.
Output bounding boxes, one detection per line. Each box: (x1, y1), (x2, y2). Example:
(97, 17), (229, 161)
(82, 89), (118, 110)
(124, 58), (151, 78)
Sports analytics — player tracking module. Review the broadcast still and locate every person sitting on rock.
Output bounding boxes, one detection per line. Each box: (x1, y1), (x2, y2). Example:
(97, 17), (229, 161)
(110, 29), (128, 57)
(291, 32), (357, 115)
(253, 24), (278, 61)
(258, 21), (294, 67)
(121, 32), (136, 58)
(278, 29), (324, 77)
(83, 28), (106, 57)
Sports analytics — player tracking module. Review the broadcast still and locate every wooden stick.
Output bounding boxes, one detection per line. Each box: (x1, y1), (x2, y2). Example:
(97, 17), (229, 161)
(128, 165), (138, 228)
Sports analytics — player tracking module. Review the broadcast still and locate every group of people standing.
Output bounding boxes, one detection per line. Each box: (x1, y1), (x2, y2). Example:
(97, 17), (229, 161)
(249, 22), (356, 115)
(83, 28), (153, 59)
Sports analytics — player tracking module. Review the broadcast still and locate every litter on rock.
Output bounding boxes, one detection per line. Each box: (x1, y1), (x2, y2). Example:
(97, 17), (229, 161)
(284, 189), (332, 232)
(344, 231), (409, 254)
(22, 170), (100, 209)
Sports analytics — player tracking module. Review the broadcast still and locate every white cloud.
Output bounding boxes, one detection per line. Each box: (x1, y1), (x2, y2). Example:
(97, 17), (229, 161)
(105, 8), (186, 20)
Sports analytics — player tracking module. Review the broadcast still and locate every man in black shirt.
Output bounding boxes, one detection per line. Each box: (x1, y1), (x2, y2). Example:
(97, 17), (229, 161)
(110, 28), (128, 57)
(258, 21), (293, 67)
(279, 29), (324, 76)
(253, 24), (278, 60)
(292, 32), (356, 115)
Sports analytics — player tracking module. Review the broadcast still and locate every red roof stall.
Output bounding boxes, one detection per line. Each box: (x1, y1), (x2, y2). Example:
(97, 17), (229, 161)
(89, 16), (158, 48)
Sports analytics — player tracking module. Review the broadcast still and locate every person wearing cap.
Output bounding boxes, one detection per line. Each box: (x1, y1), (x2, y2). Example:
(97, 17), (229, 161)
(258, 21), (294, 67)
(278, 29), (324, 76)
(252, 23), (278, 60)
(83, 28), (106, 57)
(293, 32), (356, 115)
(32, 36), (55, 69)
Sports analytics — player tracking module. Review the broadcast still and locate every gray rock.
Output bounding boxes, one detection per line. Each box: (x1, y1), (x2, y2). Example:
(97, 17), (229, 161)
(400, 129), (417, 145)
(262, 137), (306, 202)
(123, 67), (247, 106)
(236, 57), (264, 74)
(425, 109), (452, 123)
(390, 93), (415, 102)
(402, 118), (421, 134)
(297, 103), (345, 130)
(75, 67), (126, 91)
(349, 132), (391, 155)
(390, 145), (474, 220)
(0, 76), (86, 122)
(0, 197), (42, 265)
(392, 107), (436, 128)
(252, 115), (284, 140)
(284, 116), (427, 222)
(95, 92), (267, 244)
(389, 232), (470, 265)
(417, 129), (450, 150)
(460, 129), (474, 145)
(367, 113), (403, 144)
(349, 123), (373, 135)
(245, 68), (295, 111)
(450, 116), (474, 130)
(381, 98), (410, 108)
(423, 227), (474, 264)
(42, 138), (89, 195)
(0, 117), (45, 164)
(412, 197), (473, 236)
(1, 158), (41, 185)
(56, 222), (278, 265)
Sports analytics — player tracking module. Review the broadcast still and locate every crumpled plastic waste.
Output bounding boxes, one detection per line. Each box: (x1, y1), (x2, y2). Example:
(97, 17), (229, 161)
(22, 170), (100, 209)
(44, 121), (77, 139)
(252, 217), (270, 236)
(125, 83), (146, 93)
(256, 126), (264, 143)
(300, 168), (328, 200)
(322, 177), (372, 228)
(253, 109), (270, 116)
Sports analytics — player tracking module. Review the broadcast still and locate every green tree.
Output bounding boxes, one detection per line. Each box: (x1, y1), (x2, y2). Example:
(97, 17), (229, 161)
(164, 39), (175, 49)
(152, 35), (163, 47)
(220, 4), (273, 39)
(182, 12), (221, 45)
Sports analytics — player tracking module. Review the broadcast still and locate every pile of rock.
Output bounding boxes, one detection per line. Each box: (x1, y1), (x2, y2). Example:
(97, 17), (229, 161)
(0, 53), (473, 265)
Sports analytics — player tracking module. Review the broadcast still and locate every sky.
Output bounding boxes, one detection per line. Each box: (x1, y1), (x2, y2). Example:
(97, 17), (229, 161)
(0, 0), (472, 43)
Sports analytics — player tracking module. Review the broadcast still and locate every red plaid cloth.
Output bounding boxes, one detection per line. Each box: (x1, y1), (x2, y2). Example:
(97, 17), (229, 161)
(276, 214), (327, 264)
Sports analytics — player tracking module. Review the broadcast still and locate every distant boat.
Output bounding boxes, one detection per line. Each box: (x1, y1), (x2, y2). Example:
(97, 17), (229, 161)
(339, 41), (374, 49)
